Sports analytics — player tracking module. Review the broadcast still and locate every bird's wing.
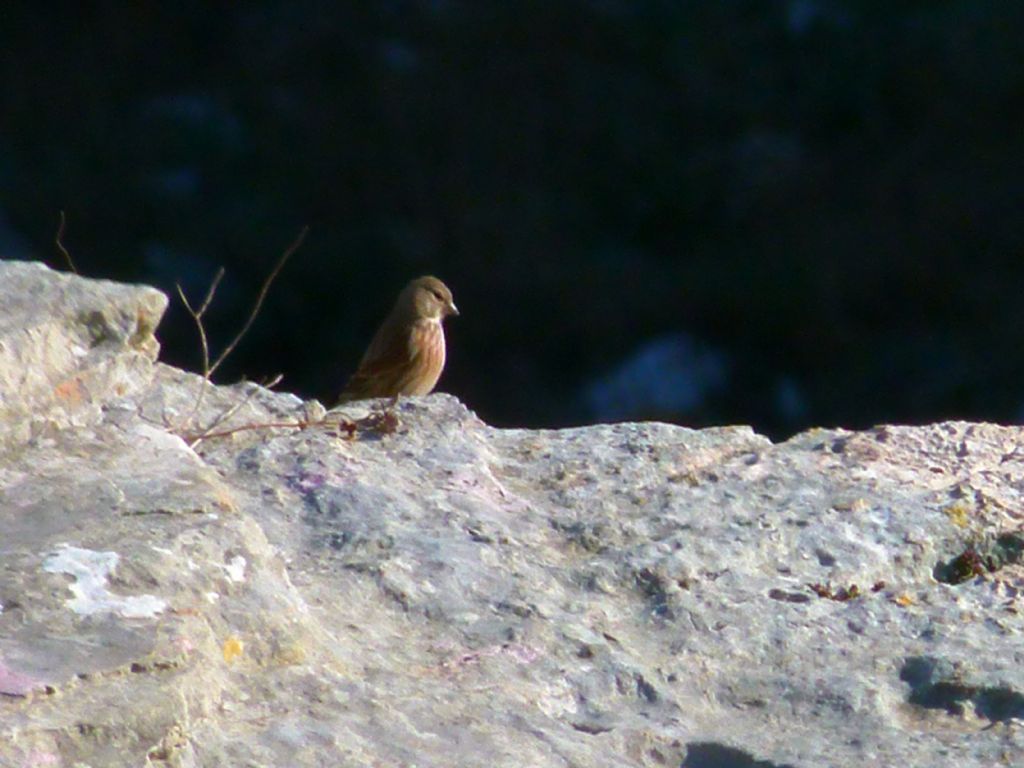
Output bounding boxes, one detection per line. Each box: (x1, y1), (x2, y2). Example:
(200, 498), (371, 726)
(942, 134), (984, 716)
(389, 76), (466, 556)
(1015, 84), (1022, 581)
(337, 320), (421, 401)
(364, 316), (423, 366)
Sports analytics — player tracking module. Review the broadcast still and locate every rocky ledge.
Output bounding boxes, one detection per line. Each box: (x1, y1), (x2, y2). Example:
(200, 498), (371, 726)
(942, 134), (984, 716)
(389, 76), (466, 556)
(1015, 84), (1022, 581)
(1, 260), (1023, 767)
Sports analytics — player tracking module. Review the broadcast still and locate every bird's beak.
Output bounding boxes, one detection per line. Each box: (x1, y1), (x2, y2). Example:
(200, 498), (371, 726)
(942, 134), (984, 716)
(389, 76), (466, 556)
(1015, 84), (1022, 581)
(447, 301), (459, 317)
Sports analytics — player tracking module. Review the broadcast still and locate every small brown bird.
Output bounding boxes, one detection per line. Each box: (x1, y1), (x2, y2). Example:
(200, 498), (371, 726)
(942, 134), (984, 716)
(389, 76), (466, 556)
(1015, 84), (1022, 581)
(337, 275), (459, 403)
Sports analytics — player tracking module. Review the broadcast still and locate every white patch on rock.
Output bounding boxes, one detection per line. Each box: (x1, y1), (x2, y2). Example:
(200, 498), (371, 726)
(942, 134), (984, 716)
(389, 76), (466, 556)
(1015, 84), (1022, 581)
(223, 555), (246, 583)
(43, 544), (166, 618)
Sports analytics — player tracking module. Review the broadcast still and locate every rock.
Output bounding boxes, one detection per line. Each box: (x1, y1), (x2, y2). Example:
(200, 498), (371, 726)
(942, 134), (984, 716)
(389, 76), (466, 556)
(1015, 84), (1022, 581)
(0, 260), (167, 446)
(2, 259), (1024, 766)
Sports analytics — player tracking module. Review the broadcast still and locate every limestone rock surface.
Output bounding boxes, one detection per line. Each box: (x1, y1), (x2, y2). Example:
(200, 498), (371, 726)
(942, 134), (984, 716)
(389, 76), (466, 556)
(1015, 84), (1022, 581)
(2, 260), (1024, 767)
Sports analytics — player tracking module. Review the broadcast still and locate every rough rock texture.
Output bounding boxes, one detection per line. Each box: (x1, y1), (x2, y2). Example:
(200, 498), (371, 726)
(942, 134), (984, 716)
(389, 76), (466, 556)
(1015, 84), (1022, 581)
(2, 259), (1024, 767)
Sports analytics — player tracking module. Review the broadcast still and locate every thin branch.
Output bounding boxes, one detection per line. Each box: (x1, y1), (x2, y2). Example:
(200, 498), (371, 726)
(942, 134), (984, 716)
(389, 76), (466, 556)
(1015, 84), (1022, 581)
(175, 268), (225, 427)
(183, 405), (400, 446)
(185, 418), (318, 444)
(175, 266), (225, 379)
(185, 412), (373, 445)
(208, 225), (308, 378)
(185, 373), (283, 448)
(195, 266), (226, 319)
(168, 225), (308, 442)
(54, 211), (77, 274)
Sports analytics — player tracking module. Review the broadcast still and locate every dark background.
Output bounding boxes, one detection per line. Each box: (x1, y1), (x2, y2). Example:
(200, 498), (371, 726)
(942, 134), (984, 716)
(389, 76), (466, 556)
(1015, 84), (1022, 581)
(3, 2), (1023, 439)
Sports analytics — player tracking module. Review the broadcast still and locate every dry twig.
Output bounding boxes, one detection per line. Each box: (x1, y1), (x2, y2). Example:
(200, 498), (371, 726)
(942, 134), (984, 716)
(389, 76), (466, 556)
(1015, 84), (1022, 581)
(183, 373), (282, 448)
(209, 225), (308, 378)
(54, 210), (78, 274)
(184, 407), (398, 446)
(170, 225), (308, 438)
(175, 267), (226, 427)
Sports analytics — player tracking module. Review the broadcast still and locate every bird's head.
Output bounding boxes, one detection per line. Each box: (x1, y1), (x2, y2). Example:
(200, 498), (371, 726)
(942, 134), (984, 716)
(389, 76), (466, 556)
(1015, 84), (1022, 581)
(405, 275), (459, 321)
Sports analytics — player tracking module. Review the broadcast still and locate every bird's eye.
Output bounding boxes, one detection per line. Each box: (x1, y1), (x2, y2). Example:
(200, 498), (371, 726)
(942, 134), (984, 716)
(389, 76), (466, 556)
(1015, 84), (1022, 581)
(432, 290), (443, 300)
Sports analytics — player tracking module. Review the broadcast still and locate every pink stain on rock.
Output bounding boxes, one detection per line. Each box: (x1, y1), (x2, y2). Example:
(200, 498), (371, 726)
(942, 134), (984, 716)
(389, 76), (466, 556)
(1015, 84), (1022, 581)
(23, 750), (60, 766)
(440, 643), (541, 673)
(0, 661), (45, 697)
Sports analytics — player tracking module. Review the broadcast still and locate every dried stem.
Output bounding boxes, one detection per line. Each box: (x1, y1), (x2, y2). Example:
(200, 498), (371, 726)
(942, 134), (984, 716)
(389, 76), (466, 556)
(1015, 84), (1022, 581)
(184, 409), (397, 446)
(185, 417), (319, 444)
(175, 267), (225, 377)
(175, 267), (225, 424)
(185, 373), (283, 448)
(54, 211), (78, 274)
(170, 225), (308, 440)
(208, 225), (308, 378)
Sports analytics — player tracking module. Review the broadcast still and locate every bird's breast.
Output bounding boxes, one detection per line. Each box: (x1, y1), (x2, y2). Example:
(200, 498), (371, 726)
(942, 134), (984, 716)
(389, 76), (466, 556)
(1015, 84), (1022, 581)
(406, 318), (445, 395)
